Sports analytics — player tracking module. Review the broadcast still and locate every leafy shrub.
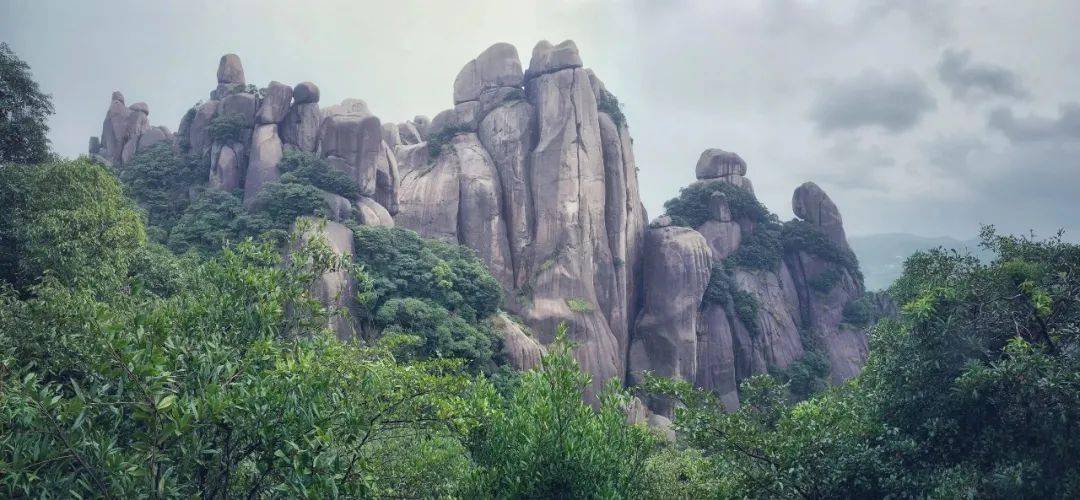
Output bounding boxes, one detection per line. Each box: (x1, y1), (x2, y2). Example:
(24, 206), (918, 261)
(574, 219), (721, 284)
(278, 149), (360, 201)
(426, 125), (472, 158)
(250, 181), (330, 228)
(375, 297), (496, 372)
(841, 296), (873, 327)
(167, 190), (278, 255)
(703, 262), (736, 305)
(597, 88), (627, 128)
(0, 238), (479, 498)
(351, 225), (502, 323)
(732, 290), (760, 337)
(777, 349), (830, 400)
(663, 180), (771, 229)
(463, 327), (660, 497)
(725, 222), (783, 271)
(782, 219), (861, 281)
(808, 268), (842, 294)
(207, 113), (247, 143)
(0, 158), (144, 292)
(119, 143), (208, 232)
(565, 297), (593, 313)
(0, 42), (54, 164)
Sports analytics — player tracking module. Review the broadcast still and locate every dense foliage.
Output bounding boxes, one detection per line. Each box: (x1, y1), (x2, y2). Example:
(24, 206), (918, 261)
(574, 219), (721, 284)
(206, 113), (248, 144)
(0, 43), (53, 164)
(464, 326), (660, 497)
(277, 149), (360, 201)
(0, 159), (144, 293)
(118, 144), (207, 232)
(662, 180), (770, 230)
(649, 228), (1080, 497)
(0, 159), (678, 497)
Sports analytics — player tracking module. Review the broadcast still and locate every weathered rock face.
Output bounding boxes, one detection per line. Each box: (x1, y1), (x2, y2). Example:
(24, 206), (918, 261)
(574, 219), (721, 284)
(256, 81), (293, 124)
(491, 312), (545, 371)
(395, 40), (647, 400)
(628, 225), (712, 415)
(243, 124), (283, 206)
(793, 181), (849, 251)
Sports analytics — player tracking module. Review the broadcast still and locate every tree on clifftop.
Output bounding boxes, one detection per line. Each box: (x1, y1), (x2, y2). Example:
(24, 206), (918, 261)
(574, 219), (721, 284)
(0, 42), (54, 164)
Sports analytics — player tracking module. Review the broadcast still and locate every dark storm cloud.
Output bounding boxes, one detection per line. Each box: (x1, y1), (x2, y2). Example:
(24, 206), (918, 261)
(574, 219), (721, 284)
(988, 103), (1080, 142)
(937, 49), (1028, 100)
(809, 70), (937, 134)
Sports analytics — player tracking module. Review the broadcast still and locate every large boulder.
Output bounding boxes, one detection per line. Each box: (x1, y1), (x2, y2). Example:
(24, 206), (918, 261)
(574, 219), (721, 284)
(492, 312), (545, 371)
(280, 102), (321, 152)
(216, 54), (245, 84)
(429, 101), (480, 137)
(135, 126), (170, 154)
(628, 226), (712, 415)
(187, 100), (219, 154)
(209, 142), (244, 191)
(321, 98), (371, 120)
(695, 149), (747, 179)
(792, 181), (848, 250)
(453, 42), (524, 104)
(478, 100), (535, 288)
(355, 196), (394, 227)
(318, 114), (383, 196)
(243, 124), (283, 207)
(524, 40), (583, 80)
(220, 92), (258, 128)
(292, 81), (320, 104)
(256, 81), (293, 124)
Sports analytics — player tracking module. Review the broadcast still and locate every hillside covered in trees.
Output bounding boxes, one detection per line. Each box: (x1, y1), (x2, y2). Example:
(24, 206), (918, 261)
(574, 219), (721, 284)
(1, 40), (1078, 497)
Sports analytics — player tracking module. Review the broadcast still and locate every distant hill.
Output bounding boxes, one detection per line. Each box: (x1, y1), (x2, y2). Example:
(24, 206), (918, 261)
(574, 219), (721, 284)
(850, 233), (990, 290)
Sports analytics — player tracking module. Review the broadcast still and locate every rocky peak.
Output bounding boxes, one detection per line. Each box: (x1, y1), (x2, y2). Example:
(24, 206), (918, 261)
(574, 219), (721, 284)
(216, 53), (245, 84)
(792, 181), (849, 250)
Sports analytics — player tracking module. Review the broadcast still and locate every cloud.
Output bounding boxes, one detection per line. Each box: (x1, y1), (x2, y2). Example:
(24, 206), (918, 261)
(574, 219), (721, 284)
(809, 70), (937, 134)
(937, 49), (1028, 100)
(988, 103), (1080, 142)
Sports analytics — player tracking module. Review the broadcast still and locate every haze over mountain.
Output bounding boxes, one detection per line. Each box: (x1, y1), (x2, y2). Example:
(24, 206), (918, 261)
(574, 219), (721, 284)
(849, 233), (992, 290)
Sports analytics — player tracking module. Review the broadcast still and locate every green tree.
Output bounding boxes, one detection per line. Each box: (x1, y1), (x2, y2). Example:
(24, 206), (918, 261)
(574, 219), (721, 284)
(463, 327), (660, 497)
(0, 42), (53, 164)
(0, 158), (144, 293)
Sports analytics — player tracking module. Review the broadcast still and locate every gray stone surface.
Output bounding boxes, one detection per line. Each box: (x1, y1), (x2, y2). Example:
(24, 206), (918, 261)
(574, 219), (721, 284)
(243, 124), (283, 207)
(216, 53), (245, 84)
(292, 81), (320, 104)
(256, 81), (293, 124)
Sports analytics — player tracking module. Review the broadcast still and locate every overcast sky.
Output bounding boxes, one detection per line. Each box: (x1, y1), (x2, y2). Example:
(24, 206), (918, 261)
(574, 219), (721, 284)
(3, 0), (1078, 239)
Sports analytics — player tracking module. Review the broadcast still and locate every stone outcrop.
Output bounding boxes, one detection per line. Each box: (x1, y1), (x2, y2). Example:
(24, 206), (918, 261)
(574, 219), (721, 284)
(293, 217), (357, 341)
(628, 225), (711, 415)
(88, 42), (869, 421)
(90, 92), (173, 169)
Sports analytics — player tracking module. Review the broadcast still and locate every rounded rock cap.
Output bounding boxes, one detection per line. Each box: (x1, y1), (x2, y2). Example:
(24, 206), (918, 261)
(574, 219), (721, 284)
(695, 149), (747, 180)
(216, 54), (245, 84)
(293, 81), (320, 104)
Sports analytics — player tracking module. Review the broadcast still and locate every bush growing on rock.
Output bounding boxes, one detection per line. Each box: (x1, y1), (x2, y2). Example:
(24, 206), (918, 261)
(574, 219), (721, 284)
(663, 181), (770, 229)
(277, 149), (360, 201)
(207, 113), (248, 143)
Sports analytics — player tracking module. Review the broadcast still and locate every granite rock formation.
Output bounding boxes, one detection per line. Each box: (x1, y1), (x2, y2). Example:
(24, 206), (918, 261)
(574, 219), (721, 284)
(89, 41), (869, 419)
